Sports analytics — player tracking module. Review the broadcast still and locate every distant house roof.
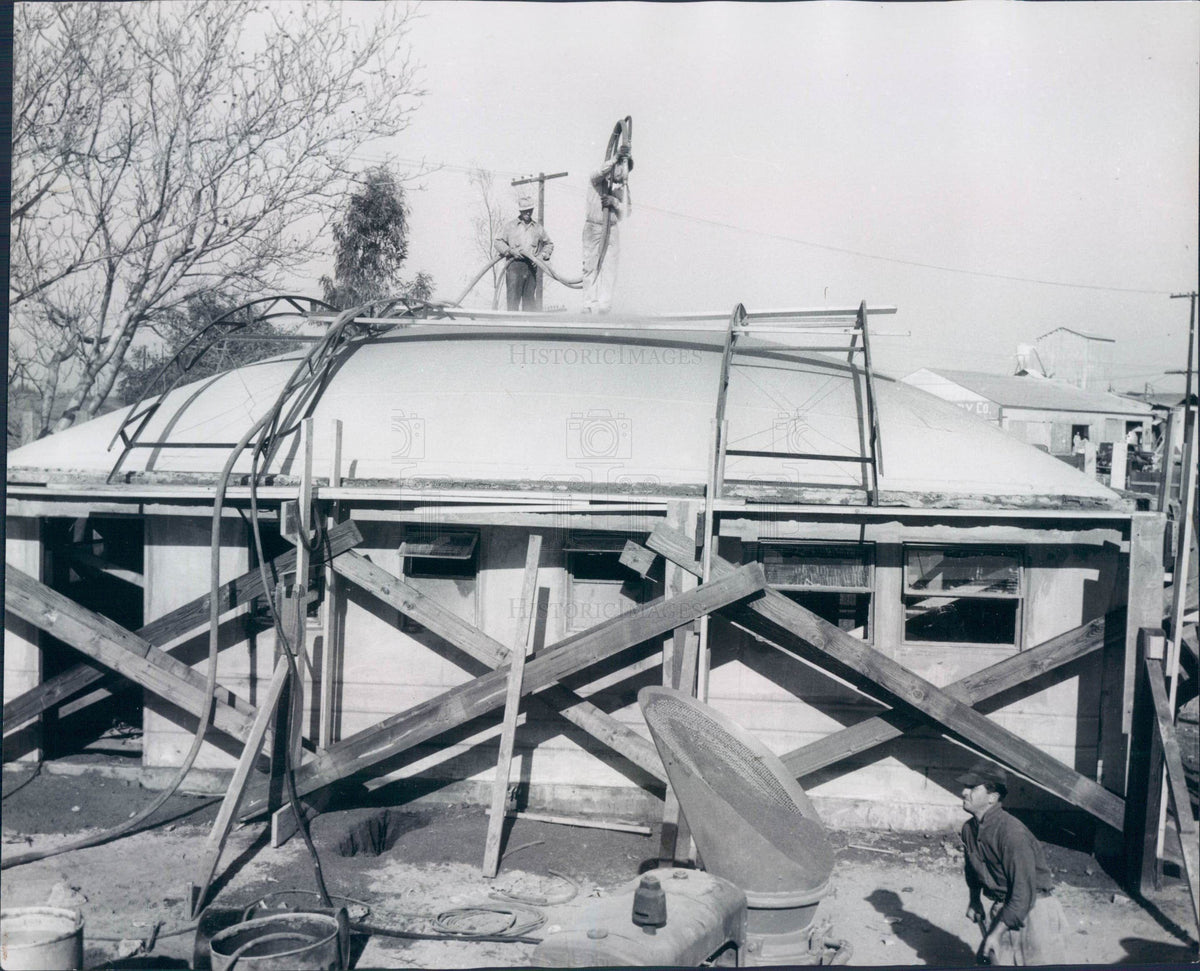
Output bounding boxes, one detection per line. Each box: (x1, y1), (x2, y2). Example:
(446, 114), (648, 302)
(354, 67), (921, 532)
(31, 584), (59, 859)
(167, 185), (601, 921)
(1036, 327), (1115, 343)
(913, 369), (1153, 416)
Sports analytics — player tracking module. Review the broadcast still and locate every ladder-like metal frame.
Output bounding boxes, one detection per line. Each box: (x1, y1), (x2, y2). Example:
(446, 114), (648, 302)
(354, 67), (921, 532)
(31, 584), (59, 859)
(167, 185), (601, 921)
(717, 299), (886, 505)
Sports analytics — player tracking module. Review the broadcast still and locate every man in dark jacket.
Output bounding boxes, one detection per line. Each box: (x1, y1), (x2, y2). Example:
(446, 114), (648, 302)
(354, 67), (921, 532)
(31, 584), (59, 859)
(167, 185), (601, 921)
(959, 760), (1067, 965)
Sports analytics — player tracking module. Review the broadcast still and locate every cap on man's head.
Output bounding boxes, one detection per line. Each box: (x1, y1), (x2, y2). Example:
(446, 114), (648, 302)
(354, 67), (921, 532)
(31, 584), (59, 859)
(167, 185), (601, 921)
(956, 760), (1008, 788)
(517, 192), (535, 212)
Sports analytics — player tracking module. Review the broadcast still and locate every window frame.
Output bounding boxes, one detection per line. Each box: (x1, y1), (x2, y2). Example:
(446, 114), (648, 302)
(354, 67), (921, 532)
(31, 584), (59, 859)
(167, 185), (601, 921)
(564, 532), (661, 633)
(399, 527), (481, 633)
(901, 543), (1025, 648)
(752, 539), (875, 641)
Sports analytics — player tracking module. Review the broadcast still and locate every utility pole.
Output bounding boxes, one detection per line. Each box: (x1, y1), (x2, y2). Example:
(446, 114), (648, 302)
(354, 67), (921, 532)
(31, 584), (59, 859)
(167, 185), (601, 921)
(512, 171), (567, 309)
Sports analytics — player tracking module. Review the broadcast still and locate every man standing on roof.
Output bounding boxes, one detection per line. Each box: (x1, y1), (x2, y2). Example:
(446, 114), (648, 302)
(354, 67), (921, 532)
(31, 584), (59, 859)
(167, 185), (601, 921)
(581, 146), (632, 314)
(495, 191), (554, 311)
(958, 760), (1067, 966)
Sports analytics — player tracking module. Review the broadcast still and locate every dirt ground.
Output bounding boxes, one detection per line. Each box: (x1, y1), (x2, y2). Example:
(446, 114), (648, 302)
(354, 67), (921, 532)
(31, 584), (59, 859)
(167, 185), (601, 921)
(2, 765), (1197, 969)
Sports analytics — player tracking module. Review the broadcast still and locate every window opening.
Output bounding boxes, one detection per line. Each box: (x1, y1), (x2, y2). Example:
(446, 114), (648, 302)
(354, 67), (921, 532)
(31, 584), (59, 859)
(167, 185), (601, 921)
(755, 541), (874, 638)
(903, 546), (1022, 646)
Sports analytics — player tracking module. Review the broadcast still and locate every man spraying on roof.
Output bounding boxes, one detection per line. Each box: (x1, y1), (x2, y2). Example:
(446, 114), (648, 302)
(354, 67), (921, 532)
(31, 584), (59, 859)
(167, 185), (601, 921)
(581, 117), (632, 314)
(958, 760), (1067, 966)
(494, 191), (554, 311)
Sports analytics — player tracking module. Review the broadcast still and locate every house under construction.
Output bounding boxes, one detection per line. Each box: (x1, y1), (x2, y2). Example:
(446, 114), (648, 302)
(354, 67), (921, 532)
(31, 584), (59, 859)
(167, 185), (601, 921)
(4, 297), (1170, 872)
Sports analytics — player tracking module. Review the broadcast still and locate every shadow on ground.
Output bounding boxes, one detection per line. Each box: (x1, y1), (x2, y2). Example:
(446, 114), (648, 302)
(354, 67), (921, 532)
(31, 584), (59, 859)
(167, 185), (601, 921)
(866, 888), (978, 968)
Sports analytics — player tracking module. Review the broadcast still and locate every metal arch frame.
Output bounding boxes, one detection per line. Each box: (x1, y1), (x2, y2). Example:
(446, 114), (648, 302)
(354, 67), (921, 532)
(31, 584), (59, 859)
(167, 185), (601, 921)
(106, 295), (340, 481)
(105, 292), (459, 483)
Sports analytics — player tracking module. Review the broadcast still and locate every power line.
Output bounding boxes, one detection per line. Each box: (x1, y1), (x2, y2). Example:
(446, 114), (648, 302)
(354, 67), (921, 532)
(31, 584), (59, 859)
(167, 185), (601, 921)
(356, 152), (1182, 298)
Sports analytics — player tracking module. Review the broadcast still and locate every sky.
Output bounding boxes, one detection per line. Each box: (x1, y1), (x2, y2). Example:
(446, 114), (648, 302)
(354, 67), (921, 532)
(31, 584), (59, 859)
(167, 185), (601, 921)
(316, 1), (1199, 392)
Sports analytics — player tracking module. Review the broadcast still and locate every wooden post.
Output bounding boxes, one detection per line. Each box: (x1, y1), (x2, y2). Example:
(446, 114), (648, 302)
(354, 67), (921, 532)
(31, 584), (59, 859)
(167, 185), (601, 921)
(190, 657), (291, 918)
(272, 419), (315, 847)
(1157, 408), (1176, 512)
(482, 535), (542, 877)
(1098, 511), (1166, 862)
(659, 501), (699, 866)
(1145, 652), (1200, 926)
(319, 419), (344, 749)
(1124, 628), (1167, 894)
(1110, 437), (1127, 491)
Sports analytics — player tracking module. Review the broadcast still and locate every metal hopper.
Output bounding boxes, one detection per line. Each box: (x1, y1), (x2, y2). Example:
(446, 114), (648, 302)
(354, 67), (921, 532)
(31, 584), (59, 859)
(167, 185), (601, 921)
(638, 686), (838, 964)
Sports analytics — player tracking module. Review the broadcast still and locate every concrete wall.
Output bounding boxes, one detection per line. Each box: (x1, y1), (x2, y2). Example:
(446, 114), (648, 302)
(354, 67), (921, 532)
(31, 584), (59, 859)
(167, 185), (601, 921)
(3, 517), (43, 761)
(142, 516), (269, 769)
(135, 513), (1129, 830)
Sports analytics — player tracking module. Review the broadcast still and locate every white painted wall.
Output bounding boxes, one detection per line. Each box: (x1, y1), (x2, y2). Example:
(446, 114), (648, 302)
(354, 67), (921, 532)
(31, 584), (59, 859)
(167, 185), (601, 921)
(136, 515), (1127, 829)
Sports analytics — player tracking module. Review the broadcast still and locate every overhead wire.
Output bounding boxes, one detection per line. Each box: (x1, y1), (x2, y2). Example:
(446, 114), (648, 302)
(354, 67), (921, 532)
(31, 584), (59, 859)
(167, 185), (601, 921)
(354, 152), (1180, 298)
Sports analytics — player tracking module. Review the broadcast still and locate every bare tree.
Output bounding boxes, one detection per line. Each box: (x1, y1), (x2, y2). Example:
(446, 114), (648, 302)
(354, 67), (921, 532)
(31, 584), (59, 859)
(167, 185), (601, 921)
(469, 166), (505, 307)
(10, 2), (424, 437)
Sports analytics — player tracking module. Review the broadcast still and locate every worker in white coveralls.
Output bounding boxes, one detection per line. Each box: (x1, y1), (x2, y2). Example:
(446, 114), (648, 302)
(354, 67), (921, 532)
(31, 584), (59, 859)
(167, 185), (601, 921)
(581, 147), (632, 313)
(495, 192), (554, 311)
(959, 760), (1067, 966)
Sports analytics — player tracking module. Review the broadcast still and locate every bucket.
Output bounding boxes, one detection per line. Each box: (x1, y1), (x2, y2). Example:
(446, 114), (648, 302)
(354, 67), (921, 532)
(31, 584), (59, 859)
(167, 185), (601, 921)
(209, 912), (344, 971)
(0, 907), (84, 971)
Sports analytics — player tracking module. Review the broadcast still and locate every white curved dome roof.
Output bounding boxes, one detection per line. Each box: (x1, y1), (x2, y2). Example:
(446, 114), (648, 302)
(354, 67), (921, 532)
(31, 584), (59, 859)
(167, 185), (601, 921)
(8, 322), (1125, 508)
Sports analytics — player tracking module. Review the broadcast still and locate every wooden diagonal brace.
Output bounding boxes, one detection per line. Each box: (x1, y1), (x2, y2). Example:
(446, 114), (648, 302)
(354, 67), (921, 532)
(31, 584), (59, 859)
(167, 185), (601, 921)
(332, 550), (665, 782)
(645, 523), (1126, 832)
(237, 563), (767, 819)
(781, 612), (1118, 778)
(189, 657), (291, 918)
(4, 566), (256, 743)
(1146, 656), (1200, 926)
(3, 520), (364, 732)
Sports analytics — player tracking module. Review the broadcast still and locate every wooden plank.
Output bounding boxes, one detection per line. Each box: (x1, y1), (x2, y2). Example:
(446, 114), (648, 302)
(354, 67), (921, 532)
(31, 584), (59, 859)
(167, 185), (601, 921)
(319, 418), (344, 749)
(333, 551), (509, 666)
(659, 501), (698, 866)
(237, 564), (766, 819)
(269, 584), (310, 849)
(189, 657), (291, 918)
(645, 523), (1127, 831)
(4, 566), (256, 743)
(332, 550), (664, 781)
(65, 548), (145, 587)
(3, 519), (364, 731)
(1124, 631), (1167, 892)
(780, 612), (1116, 777)
(1146, 656), (1200, 923)
(483, 535), (542, 877)
(486, 809), (651, 835)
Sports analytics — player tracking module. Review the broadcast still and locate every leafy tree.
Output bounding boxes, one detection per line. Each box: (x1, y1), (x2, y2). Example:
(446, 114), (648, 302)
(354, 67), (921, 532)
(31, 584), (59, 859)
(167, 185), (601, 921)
(10, 2), (424, 437)
(321, 165), (434, 309)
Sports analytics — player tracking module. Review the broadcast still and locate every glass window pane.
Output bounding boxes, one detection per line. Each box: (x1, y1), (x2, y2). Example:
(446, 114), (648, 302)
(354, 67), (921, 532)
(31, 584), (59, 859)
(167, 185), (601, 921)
(903, 596), (1018, 644)
(905, 548), (1020, 596)
(783, 590), (870, 637)
(761, 544), (872, 589)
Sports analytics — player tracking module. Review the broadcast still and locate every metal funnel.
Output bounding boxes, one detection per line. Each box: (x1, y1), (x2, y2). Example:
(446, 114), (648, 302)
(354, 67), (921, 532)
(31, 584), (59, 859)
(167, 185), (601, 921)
(638, 686), (835, 909)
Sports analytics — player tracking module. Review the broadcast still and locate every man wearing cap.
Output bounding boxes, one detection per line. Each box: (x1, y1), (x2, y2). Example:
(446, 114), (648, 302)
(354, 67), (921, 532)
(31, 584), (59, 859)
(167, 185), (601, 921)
(581, 148), (632, 314)
(495, 193), (554, 311)
(958, 760), (1067, 965)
